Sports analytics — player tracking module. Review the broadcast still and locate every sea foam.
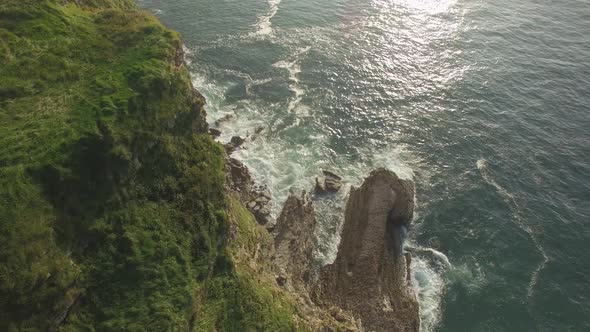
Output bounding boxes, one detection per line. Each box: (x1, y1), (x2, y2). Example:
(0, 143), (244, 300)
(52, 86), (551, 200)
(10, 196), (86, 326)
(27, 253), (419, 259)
(477, 158), (549, 300)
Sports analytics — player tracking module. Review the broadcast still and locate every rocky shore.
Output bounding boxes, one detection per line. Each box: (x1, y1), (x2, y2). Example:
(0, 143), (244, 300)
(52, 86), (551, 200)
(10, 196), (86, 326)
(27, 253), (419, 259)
(223, 133), (420, 331)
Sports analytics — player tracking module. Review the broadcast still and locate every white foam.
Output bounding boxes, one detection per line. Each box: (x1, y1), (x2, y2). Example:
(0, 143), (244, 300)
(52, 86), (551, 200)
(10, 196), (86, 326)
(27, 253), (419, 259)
(272, 46), (312, 114)
(407, 245), (452, 269)
(250, 0), (282, 37)
(477, 158), (550, 300)
(411, 248), (449, 332)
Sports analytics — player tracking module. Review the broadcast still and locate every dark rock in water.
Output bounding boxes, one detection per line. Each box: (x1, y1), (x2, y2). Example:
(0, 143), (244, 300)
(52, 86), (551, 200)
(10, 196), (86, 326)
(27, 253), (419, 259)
(322, 170), (342, 180)
(224, 143), (236, 155)
(214, 113), (234, 126)
(250, 126), (266, 141)
(315, 168), (419, 332)
(324, 177), (342, 192)
(314, 177), (326, 193)
(230, 136), (246, 147)
(224, 136), (246, 154)
(209, 128), (221, 137)
(314, 170), (343, 193)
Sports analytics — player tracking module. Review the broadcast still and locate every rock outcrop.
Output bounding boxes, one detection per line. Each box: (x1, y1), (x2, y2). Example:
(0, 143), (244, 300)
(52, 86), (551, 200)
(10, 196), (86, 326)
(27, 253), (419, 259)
(226, 157), (273, 226)
(273, 192), (361, 331)
(270, 168), (420, 331)
(273, 191), (316, 289)
(315, 170), (343, 193)
(315, 168), (419, 331)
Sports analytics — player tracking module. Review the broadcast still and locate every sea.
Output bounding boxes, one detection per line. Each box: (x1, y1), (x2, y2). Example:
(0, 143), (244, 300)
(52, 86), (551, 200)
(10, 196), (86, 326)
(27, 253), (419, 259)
(138, 0), (590, 330)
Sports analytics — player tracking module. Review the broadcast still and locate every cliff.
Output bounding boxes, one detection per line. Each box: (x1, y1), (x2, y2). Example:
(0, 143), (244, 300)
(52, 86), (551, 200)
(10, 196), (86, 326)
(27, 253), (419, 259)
(0, 0), (297, 330)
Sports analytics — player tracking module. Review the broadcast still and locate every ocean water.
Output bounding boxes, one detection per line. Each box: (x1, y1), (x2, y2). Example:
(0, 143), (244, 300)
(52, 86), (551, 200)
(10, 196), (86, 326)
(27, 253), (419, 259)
(138, 0), (590, 330)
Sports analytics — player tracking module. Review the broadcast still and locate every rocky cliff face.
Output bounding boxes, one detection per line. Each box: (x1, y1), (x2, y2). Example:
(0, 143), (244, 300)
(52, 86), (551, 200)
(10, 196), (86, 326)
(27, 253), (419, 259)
(316, 168), (419, 331)
(270, 168), (420, 331)
(274, 192), (316, 288)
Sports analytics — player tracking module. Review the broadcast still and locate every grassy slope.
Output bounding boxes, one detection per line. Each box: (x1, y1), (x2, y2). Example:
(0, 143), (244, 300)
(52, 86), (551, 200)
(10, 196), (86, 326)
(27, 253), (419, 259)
(0, 0), (298, 330)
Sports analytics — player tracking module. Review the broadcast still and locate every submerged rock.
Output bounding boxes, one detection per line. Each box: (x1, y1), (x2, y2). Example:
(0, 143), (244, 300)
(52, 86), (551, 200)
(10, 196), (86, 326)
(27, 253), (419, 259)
(230, 135), (246, 146)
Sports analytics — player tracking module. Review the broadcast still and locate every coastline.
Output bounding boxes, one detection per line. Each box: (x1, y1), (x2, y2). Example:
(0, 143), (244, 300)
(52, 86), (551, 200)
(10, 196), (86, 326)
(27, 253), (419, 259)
(0, 1), (420, 330)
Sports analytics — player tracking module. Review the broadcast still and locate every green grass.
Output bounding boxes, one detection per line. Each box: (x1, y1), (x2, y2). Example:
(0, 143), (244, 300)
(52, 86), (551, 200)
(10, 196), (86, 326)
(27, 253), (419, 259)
(0, 0), (299, 330)
(193, 197), (299, 331)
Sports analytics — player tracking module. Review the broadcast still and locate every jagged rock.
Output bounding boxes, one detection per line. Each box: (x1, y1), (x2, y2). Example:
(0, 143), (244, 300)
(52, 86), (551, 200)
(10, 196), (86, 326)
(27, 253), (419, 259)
(254, 204), (272, 225)
(230, 135), (246, 146)
(225, 136), (246, 154)
(315, 168), (419, 332)
(215, 113), (234, 126)
(315, 170), (343, 193)
(226, 157), (254, 204)
(274, 191), (316, 286)
(224, 143), (236, 154)
(228, 158), (250, 186)
(174, 44), (185, 68)
(322, 170), (342, 180)
(248, 201), (257, 209)
(272, 192), (362, 330)
(325, 178), (341, 192)
(261, 188), (272, 199)
(314, 177), (326, 193)
(209, 128), (221, 137)
(256, 196), (269, 203)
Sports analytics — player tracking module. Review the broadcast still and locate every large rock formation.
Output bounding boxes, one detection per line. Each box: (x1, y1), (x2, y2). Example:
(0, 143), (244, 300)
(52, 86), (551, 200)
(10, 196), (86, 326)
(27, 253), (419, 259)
(315, 168), (419, 331)
(274, 191), (316, 288)
(273, 192), (361, 331)
(272, 168), (420, 331)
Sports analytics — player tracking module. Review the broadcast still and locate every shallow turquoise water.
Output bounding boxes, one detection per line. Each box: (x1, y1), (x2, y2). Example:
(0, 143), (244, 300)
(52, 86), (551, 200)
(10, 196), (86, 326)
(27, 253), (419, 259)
(139, 0), (590, 330)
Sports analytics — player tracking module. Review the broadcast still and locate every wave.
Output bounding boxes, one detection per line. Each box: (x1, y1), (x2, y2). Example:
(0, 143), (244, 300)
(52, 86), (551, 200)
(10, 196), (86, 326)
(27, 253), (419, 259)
(272, 46), (311, 114)
(477, 158), (549, 300)
(411, 255), (446, 332)
(407, 244), (452, 269)
(250, 0), (282, 37)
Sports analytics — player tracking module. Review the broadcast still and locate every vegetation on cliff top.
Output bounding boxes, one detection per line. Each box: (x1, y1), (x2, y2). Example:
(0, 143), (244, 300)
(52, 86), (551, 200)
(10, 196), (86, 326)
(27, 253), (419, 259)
(0, 0), (297, 330)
